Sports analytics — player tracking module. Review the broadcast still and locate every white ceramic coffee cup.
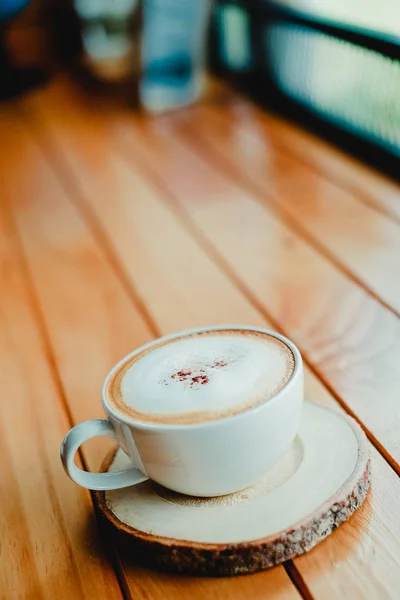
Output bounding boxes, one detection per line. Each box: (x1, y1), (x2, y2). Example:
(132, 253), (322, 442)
(61, 325), (304, 496)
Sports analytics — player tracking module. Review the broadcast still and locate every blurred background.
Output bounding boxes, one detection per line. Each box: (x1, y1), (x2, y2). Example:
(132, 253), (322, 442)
(1, 0), (399, 173)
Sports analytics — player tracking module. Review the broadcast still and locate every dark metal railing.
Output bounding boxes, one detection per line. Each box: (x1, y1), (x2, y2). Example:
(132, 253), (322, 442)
(209, 0), (400, 178)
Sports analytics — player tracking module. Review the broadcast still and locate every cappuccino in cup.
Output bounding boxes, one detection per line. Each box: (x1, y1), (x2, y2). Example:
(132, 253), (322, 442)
(107, 329), (295, 425)
(61, 325), (303, 496)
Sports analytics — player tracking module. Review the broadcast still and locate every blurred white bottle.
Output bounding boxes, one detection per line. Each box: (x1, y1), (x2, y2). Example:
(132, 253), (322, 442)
(141, 0), (212, 113)
(75, 0), (139, 81)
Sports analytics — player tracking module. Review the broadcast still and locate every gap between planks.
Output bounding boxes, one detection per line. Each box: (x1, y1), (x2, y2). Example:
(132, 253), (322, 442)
(215, 89), (400, 227)
(177, 107), (400, 322)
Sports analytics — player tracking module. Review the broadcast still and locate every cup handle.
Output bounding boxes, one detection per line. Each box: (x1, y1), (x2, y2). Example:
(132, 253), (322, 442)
(60, 419), (148, 491)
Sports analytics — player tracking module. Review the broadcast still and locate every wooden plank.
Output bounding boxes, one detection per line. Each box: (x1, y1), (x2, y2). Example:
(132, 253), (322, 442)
(94, 104), (400, 472)
(296, 373), (400, 600)
(0, 110), (153, 466)
(183, 103), (400, 317)
(222, 97), (400, 224)
(119, 563), (302, 600)
(0, 118), (122, 599)
(24, 79), (400, 599)
(23, 87), (265, 335)
(10, 93), (300, 598)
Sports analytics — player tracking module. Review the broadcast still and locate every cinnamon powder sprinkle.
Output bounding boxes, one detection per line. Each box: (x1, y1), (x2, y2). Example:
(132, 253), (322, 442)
(190, 375), (209, 387)
(169, 359), (228, 389)
(171, 369), (192, 382)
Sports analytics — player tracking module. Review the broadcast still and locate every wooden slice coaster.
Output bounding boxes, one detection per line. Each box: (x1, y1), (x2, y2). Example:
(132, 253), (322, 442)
(95, 402), (371, 576)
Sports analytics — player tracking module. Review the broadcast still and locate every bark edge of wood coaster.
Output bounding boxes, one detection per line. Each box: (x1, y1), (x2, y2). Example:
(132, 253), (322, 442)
(95, 403), (371, 576)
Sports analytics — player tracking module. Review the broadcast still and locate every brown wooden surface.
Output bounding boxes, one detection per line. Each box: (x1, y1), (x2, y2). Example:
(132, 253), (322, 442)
(1, 75), (400, 599)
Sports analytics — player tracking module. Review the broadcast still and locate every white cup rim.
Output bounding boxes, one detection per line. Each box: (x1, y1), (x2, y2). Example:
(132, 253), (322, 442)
(102, 324), (302, 431)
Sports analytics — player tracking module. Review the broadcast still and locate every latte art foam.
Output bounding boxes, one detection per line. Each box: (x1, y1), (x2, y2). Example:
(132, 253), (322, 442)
(108, 330), (295, 425)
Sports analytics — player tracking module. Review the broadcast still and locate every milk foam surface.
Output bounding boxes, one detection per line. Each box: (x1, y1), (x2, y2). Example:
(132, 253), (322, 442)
(111, 332), (294, 423)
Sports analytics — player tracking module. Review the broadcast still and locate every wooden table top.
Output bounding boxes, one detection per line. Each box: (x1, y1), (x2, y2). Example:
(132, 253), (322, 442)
(1, 75), (399, 600)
